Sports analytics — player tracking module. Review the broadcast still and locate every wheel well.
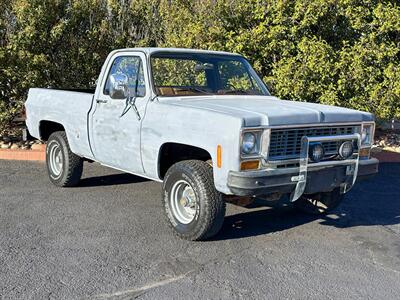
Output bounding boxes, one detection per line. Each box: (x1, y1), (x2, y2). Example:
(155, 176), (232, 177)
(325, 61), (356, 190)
(39, 121), (65, 141)
(158, 143), (212, 179)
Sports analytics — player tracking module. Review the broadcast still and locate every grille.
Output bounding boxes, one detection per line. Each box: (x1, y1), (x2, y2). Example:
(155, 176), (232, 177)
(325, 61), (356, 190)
(268, 125), (358, 161)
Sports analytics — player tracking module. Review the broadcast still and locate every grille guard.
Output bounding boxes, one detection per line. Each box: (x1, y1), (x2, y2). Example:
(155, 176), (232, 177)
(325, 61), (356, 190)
(289, 134), (361, 202)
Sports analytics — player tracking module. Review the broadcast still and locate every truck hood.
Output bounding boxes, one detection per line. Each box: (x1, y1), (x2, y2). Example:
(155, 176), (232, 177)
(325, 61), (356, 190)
(162, 95), (374, 126)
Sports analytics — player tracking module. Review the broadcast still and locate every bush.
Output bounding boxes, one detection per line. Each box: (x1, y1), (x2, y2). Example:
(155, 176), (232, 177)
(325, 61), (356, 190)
(161, 0), (400, 120)
(0, 0), (399, 133)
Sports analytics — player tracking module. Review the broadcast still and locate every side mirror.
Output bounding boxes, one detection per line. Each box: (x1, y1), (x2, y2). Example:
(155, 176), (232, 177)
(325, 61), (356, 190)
(109, 73), (129, 99)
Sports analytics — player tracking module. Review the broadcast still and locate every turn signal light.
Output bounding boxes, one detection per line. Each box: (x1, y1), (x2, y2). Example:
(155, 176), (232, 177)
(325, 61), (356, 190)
(217, 145), (222, 168)
(359, 147), (371, 159)
(240, 160), (260, 171)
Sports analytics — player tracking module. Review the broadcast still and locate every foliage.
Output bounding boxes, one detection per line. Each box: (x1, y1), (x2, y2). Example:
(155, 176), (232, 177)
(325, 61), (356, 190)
(152, 57), (208, 86)
(0, 0), (399, 133)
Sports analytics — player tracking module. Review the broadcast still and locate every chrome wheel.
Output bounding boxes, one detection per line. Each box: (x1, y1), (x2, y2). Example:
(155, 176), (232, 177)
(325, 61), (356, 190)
(170, 180), (197, 224)
(48, 141), (63, 178)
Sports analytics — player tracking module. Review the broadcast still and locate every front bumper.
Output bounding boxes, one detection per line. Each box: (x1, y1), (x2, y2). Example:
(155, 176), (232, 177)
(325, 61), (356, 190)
(227, 157), (379, 197)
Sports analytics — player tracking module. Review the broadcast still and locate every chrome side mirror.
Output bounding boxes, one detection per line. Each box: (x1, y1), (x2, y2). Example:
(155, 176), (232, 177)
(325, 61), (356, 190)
(109, 73), (129, 99)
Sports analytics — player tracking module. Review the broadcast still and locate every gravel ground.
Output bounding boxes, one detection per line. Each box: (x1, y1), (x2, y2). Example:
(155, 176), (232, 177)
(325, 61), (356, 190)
(0, 160), (399, 300)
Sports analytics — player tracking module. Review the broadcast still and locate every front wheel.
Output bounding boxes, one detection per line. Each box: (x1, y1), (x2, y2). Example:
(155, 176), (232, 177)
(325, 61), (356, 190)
(46, 131), (83, 187)
(294, 188), (344, 215)
(162, 160), (226, 241)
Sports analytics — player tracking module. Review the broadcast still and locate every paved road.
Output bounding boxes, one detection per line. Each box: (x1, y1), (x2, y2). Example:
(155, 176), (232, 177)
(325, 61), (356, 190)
(0, 160), (399, 299)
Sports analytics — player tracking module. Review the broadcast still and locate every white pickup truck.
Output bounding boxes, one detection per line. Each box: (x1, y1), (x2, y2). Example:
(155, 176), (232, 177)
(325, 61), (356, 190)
(25, 47), (379, 240)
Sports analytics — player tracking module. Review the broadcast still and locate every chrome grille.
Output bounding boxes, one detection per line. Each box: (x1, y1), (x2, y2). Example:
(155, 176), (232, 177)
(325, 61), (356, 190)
(268, 125), (359, 161)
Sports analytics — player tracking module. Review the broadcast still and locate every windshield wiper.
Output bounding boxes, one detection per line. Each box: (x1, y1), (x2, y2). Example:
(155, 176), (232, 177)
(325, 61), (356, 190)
(221, 88), (263, 95)
(176, 87), (212, 95)
(220, 89), (251, 95)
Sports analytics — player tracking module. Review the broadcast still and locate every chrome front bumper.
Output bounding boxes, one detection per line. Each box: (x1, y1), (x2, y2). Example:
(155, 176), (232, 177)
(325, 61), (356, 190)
(228, 134), (379, 199)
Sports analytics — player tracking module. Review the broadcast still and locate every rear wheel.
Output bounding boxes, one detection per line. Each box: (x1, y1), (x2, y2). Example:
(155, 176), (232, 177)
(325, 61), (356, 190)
(162, 160), (226, 241)
(46, 131), (83, 187)
(294, 188), (344, 215)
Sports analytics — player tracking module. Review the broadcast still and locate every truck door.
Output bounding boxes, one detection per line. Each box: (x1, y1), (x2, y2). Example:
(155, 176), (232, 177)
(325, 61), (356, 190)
(89, 51), (150, 174)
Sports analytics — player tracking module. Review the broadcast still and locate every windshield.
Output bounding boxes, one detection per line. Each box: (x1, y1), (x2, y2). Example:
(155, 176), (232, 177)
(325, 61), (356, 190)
(150, 52), (270, 97)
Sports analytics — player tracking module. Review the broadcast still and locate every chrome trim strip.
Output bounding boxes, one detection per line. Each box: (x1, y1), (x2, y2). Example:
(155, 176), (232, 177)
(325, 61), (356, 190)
(268, 122), (362, 129)
(242, 122), (363, 130)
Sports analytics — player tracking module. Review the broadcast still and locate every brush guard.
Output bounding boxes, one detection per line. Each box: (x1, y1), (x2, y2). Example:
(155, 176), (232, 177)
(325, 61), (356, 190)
(290, 134), (361, 202)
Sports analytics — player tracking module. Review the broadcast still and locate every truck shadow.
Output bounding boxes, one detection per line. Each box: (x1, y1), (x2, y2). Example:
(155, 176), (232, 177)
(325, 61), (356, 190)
(214, 163), (400, 241)
(78, 173), (149, 187)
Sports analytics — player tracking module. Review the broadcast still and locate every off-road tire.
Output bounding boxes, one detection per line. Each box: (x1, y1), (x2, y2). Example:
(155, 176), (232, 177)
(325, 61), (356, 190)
(46, 131), (83, 187)
(162, 160), (226, 241)
(294, 188), (344, 215)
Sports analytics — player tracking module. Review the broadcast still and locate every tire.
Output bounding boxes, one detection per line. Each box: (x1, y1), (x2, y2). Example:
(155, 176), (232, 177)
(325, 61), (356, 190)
(46, 131), (83, 187)
(162, 160), (226, 241)
(293, 188), (344, 215)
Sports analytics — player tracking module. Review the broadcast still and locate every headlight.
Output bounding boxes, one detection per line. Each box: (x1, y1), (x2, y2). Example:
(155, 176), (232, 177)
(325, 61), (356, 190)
(242, 132), (257, 154)
(361, 123), (374, 146)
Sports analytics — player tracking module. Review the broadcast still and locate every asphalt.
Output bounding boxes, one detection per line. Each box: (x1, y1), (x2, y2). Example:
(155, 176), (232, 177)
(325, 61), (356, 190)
(0, 160), (399, 300)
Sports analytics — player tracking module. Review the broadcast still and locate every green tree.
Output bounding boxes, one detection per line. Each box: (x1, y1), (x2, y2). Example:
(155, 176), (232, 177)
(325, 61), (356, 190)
(0, 0), (19, 133)
(0, 0), (399, 133)
(160, 0), (400, 120)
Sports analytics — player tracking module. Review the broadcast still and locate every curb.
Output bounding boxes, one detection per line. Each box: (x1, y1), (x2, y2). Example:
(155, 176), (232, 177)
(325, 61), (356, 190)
(0, 144), (46, 162)
(372, 150), (400, 163)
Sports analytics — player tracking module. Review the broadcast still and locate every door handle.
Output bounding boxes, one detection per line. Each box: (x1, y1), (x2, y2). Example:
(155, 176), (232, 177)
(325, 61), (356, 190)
(96, 99), (108, 104)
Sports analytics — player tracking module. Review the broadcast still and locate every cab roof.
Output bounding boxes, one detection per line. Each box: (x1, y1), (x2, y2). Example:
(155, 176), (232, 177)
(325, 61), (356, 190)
(109, 47), (241, 57)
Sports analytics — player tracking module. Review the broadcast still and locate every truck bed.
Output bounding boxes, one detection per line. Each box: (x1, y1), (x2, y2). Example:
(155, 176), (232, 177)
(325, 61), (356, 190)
(51, 88), (96, 94)
(25, 88), (95, 159)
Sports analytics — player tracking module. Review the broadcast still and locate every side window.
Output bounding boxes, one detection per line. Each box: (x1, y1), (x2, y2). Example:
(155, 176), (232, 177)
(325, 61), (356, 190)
(104, 56), (146, 97)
